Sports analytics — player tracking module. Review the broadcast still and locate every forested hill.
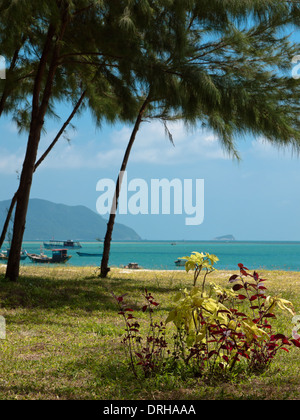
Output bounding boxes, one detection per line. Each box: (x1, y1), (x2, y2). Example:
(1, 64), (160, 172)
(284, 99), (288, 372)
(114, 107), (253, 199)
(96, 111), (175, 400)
(0, 199), (141, 241)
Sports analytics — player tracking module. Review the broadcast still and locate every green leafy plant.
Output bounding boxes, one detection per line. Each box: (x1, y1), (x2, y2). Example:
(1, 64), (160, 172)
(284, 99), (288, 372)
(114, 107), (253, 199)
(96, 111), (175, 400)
(114, 253), (300, 381)
(166, 257), (300, 377)
(180, 252), (219, 288)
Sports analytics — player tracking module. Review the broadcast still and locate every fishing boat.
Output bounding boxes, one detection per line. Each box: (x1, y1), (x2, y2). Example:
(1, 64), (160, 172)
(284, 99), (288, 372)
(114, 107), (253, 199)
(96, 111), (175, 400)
(174, 259), (185, 267)
(124, 262), (141, 269)
(76, 252), (103, 257)
(43, 240), (82, 249)
(0, 249), (27, 261)
(26, 249), (72, 264)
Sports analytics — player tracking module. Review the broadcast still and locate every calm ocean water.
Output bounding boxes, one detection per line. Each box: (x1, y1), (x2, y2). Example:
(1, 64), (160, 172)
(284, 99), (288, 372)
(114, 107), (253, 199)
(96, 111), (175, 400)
(9, 240), (300, 271)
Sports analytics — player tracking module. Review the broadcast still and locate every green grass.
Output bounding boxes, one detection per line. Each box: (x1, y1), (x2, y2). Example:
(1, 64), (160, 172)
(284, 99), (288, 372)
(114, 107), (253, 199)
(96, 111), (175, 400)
(0, 264), (299, 400)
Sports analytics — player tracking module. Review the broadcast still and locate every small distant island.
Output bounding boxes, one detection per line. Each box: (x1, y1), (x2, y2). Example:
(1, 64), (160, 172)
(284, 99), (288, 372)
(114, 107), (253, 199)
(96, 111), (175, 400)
(213, 234), (236, 241)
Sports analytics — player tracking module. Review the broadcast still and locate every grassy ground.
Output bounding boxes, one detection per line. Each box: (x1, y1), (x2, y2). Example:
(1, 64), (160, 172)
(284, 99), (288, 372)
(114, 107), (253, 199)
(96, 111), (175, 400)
(0, 264), (299, 400)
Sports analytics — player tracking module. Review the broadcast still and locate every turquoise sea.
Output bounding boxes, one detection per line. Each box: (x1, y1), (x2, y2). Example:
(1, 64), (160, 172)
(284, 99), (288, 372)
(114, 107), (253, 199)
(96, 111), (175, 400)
(7, 240), (300, 271)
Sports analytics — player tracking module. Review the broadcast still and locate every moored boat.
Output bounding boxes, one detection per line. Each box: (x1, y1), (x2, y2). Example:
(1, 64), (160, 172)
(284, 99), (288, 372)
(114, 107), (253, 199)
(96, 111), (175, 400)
(124, 262), (141, 269)
(43, 240), (82, 249)
(174, 259), (185, 266)
(0, 249), (27, 261)
(27, 249), (71, 264)
(76, 252), (103, 257)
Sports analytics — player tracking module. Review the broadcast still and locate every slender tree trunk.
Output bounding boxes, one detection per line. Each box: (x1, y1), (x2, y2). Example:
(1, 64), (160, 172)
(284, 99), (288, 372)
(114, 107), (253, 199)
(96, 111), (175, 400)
(0, 192), (18, 249)
(5, 8), (69, 281)
(5, 120), (47, 281)
(100, 95), (150, 278)
(0, 90), (86, 250)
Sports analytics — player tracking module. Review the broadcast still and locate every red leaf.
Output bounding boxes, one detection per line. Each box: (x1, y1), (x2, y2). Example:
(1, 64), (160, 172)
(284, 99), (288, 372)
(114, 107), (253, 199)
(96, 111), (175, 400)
(117, 297), (123, 302)
(250, 305), (259, 310)
(253, 271), (259, 280)
(240, 269), (248, 276)
(229, 274), (239, 282)
(237, 294), (247, 300)
(291, 339), (300, 348)
(267, 343), (278, 350)
(271, 334), (286, 341)
(232, 284), (244, 291)
(238, 263), (244, 268)
(281, 348), (289, 352)
(125, 308), (134, 312)
(142, 305), (148, 312)
(208, 350), (217, 359)
(250, 295), (258, 301)
(238, 351), (250, 359)
(135, 353), (143, 359)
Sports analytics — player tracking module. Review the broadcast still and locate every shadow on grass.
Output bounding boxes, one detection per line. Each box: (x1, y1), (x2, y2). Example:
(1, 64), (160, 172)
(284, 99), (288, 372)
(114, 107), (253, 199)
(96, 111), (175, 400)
(0, 273), (115, 313)
(0, 271), (183, 314)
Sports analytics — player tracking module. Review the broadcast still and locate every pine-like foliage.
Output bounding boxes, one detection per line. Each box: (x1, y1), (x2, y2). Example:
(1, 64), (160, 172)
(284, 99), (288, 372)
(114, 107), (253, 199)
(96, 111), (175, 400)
(0, 0), (299, 155)
(0, 0), (299, 281)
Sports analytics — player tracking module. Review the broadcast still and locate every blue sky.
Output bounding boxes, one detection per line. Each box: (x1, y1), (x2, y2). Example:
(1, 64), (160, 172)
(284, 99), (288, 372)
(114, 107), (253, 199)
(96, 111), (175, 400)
(1, 100), (300, 242)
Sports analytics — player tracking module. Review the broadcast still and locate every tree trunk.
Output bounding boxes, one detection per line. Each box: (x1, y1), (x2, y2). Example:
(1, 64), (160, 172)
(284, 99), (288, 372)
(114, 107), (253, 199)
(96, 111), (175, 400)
(100, 95), (150, 278)
(0, 192), (18, 249)
(5, 11), (68, 281)
(5, 126), (42, 281)
(0, 90), (86, 251)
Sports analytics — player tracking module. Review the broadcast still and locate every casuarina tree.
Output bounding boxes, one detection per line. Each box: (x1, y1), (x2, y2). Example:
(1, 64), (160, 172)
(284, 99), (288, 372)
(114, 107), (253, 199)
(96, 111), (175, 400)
(1, 0), (144, 281)
(1, 0), (299, 281)
(99, 0), (300, 277)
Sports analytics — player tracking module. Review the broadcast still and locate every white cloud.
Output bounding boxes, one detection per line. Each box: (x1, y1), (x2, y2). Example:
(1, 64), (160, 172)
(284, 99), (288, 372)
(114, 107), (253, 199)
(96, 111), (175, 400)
(0, 148), (24, 174)
(0, 120), (230, 174)
(37, 120), (229, 169)
(250, 137), (296, 160)
(127, 120), (228, 165)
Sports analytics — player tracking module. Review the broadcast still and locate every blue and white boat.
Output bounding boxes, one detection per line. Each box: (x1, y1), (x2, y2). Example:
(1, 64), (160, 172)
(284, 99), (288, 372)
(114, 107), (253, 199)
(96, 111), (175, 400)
(0, 249), (27, 261)
(43, 240), (82, 249)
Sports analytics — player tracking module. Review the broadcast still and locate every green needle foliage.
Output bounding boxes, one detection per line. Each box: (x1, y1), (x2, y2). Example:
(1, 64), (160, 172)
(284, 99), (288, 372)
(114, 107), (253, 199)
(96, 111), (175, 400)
(100, 0), (300, 277)
(0, 0), (299, 281)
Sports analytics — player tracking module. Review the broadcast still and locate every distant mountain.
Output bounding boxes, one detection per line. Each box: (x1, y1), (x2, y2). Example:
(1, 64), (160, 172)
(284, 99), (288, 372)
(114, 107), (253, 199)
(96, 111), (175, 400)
(213, 234), (236, 241)
(0, 199), (141, 241)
